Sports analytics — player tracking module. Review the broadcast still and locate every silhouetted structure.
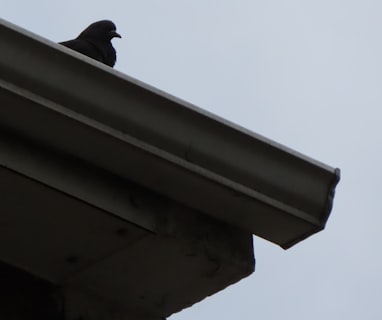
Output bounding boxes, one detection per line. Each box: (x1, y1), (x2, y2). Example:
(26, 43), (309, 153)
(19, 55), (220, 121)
(0, 18), (339, 320)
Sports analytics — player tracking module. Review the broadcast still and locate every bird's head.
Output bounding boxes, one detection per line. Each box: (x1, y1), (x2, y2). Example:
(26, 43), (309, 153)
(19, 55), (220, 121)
(78, 20), (121, 41)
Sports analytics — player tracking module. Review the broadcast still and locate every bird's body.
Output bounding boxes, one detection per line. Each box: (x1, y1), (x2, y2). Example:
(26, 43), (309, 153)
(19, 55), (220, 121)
(59, 20), (121, 67)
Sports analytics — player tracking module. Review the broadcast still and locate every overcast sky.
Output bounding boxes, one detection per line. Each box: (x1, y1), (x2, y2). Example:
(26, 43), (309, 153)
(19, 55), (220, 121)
(3, 1), (382, 319)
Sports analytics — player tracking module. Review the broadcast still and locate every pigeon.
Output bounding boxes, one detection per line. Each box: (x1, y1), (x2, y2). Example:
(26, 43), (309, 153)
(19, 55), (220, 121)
(59, 20), (121, 67)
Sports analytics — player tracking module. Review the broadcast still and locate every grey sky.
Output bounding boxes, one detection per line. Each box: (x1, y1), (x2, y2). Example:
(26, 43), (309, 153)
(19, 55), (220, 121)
(3, 1), (382, 319)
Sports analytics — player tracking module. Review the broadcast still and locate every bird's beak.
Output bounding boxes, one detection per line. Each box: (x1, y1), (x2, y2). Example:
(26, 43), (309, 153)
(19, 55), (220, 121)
(109, 30), (122, 39)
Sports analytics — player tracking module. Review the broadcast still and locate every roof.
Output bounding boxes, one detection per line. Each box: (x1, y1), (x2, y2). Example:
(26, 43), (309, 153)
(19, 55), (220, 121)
(0, 18), (340, 249)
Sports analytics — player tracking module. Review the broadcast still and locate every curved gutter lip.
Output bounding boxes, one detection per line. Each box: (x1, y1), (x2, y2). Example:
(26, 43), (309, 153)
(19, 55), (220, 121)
(282, 168), (341, 249)
(322, 167), (341, 224)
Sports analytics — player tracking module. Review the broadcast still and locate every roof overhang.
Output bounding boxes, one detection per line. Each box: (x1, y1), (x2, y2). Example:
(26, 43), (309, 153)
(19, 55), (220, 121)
(0, 18), (340, 249)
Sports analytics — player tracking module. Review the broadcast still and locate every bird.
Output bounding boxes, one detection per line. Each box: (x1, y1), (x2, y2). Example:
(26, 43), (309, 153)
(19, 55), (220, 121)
(59, 20), (121, 67)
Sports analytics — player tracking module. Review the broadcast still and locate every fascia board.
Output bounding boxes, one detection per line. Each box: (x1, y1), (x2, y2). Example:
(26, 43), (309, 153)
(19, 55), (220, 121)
(0, 19), (340, 248)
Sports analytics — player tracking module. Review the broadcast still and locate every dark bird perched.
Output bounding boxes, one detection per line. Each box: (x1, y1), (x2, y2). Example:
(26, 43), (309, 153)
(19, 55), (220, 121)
(59, 20), (121, 67)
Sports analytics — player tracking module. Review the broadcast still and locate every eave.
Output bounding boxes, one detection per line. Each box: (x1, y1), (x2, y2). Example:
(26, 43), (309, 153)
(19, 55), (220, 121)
(0, 18), (340, 249)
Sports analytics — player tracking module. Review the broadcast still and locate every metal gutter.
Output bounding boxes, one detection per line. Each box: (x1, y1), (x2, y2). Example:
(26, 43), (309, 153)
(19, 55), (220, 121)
(0, 18), (340, 248)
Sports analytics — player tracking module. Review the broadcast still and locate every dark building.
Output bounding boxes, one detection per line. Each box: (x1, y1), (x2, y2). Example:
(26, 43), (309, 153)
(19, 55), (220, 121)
(0, 18), (339, 320)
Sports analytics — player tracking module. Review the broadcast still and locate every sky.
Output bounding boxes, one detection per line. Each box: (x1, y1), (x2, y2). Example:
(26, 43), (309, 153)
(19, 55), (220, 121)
(2, 1), (382, 319)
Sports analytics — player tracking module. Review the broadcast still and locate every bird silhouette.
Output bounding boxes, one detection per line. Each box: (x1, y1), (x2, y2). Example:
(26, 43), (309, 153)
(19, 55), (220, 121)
(59, 20), (121, 67)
